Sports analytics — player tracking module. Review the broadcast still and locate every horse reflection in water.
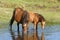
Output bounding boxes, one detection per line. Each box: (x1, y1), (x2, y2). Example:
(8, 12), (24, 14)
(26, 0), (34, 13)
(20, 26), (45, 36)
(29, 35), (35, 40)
(10, 29), (45, 40)
(33, 31), (39, 40)
(10, 29), (20, 40)
(41, 32), (45, 40)
(10, 29), (15, 40)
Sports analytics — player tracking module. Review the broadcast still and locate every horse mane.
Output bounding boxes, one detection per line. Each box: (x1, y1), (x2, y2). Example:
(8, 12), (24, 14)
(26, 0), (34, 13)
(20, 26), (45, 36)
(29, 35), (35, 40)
(22, 10), (29, 23)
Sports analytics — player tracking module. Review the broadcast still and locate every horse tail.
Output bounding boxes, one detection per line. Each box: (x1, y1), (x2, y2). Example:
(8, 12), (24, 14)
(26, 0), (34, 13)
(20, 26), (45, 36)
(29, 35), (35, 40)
(9, 9), (15, 27)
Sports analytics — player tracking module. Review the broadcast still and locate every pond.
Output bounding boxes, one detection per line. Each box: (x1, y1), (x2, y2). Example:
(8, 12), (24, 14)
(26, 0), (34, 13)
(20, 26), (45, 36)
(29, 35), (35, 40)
(0, 23), (60, 40)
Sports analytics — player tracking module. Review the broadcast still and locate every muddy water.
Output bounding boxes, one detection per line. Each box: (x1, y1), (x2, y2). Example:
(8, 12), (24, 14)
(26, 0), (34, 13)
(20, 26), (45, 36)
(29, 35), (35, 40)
(0, 24), (60, 40)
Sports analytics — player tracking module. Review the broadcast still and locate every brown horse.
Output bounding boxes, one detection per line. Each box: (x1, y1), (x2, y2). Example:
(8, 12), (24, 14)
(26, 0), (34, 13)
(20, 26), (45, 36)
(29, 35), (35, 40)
(9, 7), (29, 33)
(27, 11), (45, 30)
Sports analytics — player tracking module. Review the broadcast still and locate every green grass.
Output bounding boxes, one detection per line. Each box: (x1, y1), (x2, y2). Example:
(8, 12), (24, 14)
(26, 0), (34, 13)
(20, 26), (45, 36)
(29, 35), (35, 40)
(40, 11), (60, 24)
(0, 0), (60, 28)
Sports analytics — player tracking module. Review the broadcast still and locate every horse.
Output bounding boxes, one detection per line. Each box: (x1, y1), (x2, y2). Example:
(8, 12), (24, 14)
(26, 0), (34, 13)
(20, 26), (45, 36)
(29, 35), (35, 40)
(26, 11), (46, 31)
(9, 7), (29, 33)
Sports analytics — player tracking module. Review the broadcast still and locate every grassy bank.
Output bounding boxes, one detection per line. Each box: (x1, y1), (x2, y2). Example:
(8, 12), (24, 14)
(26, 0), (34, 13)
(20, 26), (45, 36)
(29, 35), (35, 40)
(0, 0), (60, 28)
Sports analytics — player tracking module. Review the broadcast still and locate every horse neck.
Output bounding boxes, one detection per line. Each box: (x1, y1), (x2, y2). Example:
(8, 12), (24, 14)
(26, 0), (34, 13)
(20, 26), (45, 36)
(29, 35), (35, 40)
(39, 16), (45, 22)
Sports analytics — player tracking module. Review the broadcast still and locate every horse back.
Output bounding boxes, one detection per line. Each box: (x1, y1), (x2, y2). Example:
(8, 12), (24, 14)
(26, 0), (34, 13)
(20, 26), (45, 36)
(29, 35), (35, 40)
(28, 11), (35, 22)
(33, 13), (40, 23)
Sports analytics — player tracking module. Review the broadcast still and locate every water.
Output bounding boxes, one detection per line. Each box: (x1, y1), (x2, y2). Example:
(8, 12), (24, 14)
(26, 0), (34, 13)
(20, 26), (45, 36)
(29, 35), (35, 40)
(0, 24), (60, 40)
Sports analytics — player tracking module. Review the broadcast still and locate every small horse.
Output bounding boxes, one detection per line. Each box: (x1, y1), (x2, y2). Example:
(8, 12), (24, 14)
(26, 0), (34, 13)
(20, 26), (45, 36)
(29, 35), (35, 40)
(9, 7), (29, 33)
(27, 11), (45, 30)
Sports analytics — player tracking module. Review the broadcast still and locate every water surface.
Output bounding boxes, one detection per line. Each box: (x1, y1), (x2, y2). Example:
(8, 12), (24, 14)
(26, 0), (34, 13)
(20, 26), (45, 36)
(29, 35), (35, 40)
(0, 24), (60, 40)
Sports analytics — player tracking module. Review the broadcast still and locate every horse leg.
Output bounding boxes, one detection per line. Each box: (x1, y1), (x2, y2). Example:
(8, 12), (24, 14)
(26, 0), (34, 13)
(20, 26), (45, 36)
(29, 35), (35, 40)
(22, 23), (28, 40)
(41, 21), (45, 30)
(27, 23), (29, 33)
(17, 23), (19, 32)
(26, 23), (29, 34)
(22, 23), (28, 33)
(34, 22), (38, 31)
(9, 17), (14, 30)
(9, 14), (15, 29)
(22, 24), (25, 34)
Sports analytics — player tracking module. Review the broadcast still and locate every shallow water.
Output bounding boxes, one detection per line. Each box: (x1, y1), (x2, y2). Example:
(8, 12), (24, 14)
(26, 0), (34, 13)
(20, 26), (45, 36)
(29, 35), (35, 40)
(0, 24), (60, 40)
